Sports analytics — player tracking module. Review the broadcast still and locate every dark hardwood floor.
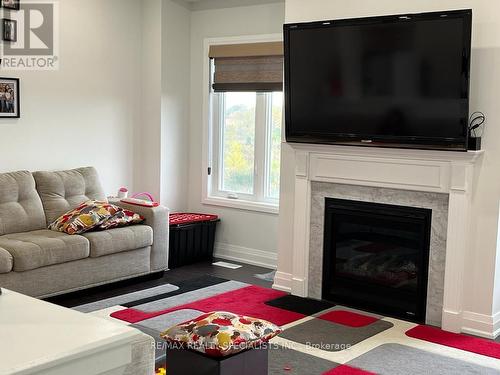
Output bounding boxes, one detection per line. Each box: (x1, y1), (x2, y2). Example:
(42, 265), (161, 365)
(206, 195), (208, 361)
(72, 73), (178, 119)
(46, 259), (274, 308)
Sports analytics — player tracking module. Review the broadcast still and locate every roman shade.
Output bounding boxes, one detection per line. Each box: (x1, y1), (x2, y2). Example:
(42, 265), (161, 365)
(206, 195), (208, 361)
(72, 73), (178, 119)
(209, 41), (284, 92)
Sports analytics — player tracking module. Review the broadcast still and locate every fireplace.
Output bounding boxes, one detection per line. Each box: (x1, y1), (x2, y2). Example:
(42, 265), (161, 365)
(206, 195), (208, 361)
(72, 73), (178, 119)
(275, 147), (482, 333)
(322, 198), (432, 323)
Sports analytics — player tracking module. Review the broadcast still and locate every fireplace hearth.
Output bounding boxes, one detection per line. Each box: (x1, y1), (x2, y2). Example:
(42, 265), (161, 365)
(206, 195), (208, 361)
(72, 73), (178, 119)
(322, 198), (432, 323)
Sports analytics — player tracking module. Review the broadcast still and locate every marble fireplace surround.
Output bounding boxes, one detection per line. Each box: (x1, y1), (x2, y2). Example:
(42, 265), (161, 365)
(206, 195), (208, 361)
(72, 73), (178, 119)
(308, 182), (449, 326)
(285, 144), (482, 333)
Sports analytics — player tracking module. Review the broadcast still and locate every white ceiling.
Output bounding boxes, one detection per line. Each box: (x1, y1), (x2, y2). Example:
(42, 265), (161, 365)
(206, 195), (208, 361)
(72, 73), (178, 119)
(185, 0), (284, 11)
(186, 0), (281, 2)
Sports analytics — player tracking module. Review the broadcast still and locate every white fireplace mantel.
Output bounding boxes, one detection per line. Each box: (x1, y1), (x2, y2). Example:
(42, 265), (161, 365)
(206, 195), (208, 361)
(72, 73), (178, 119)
(287, 143), (483, 333)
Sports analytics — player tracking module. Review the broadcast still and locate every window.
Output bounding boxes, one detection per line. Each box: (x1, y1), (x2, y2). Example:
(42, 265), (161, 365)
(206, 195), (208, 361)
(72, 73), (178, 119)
(209, 91), (283, 207)
(205, 39), (284, 213)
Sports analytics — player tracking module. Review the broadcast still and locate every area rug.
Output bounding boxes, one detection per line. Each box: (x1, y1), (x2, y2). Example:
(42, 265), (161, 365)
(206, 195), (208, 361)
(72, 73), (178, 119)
(73, 275), (500, 374)
(110, 284), (304, 325)
(346, 344), (499, 375)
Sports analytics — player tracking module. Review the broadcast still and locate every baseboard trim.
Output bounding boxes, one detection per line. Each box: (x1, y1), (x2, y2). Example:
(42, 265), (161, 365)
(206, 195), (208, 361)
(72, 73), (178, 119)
(441, 309), (463, 333)
(461, 310), (500, 339)
(214, 242), (277, 269)
(292, 277), (308, 297)
(272, 271), (292, 293)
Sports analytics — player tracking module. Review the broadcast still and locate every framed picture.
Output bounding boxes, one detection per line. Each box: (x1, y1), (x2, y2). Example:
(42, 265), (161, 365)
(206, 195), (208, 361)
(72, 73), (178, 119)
(1, 0), (19, 10)
(2, 18), (16, 42)
(0, 78), (20, 118)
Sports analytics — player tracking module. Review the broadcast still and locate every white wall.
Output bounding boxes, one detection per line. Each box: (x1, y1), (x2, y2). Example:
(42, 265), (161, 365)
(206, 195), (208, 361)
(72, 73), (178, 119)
(161, 0), (191, 210)
(0, 0), (142, 195)
(188, 2), (285, 267)
(0, 0), (283, 267)
(280, 0), (500, 334)
(134, 0), (191, 211)
(135, 0), (162, 201)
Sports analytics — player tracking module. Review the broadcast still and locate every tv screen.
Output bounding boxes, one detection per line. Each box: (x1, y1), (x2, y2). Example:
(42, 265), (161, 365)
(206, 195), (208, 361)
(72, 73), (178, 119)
(284, 10), (472, 150)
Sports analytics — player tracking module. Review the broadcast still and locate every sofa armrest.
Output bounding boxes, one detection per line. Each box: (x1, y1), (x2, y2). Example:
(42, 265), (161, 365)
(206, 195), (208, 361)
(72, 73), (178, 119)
(110, 198), (169, 272)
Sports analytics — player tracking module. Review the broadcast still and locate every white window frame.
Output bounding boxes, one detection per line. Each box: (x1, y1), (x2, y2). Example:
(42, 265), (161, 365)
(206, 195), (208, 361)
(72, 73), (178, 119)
(211, 92), (280, 203)
(201, 34), (283, 215)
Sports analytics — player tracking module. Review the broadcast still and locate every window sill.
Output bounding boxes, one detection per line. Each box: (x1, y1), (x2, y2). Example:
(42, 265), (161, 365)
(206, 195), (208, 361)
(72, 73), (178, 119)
(202, 196), (279, 215)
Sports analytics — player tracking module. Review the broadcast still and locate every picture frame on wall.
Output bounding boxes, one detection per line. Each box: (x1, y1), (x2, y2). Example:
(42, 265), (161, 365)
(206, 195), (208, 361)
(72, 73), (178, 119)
(0, 78), (20, 118)
(2, 18), (17, 42)
(1, 0), (20, 11)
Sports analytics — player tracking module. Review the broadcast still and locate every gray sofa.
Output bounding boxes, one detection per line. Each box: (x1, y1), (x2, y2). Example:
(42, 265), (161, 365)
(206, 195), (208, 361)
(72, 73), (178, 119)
(0, 167), (169, 298)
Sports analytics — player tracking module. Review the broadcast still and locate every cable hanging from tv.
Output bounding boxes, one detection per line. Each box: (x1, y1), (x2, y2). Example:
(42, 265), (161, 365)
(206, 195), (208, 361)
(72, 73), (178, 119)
(467, 111), (485, 151)
(468, 111), (486, 138)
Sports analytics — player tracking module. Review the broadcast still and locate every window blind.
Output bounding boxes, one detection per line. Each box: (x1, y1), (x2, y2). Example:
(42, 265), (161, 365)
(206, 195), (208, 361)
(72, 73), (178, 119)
(209, 42), (284, 92)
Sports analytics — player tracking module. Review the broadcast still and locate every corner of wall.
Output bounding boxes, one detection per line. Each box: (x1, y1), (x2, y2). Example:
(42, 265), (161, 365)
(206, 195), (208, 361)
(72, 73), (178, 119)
(160, 0), (192, 211)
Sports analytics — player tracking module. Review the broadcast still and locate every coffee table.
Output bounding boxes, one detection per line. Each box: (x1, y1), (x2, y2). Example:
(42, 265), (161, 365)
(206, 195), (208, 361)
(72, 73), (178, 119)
(0, 288), (154, 375)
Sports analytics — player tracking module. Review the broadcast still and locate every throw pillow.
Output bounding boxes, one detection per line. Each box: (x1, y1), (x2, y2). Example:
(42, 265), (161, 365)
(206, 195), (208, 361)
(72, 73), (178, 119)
(99, 209), (144, 230)
(160, 311), (281, 357)
(49, 200), (122, 235)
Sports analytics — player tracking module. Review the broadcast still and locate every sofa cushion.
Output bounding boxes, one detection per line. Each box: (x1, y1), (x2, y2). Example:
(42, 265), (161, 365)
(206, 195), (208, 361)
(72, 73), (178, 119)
(0, 247), (13, 273)
(83, 225), (153, 258)
(0, 230), (90, 271)
(0, 171), (46, 235)
(33, 167), (107, 225)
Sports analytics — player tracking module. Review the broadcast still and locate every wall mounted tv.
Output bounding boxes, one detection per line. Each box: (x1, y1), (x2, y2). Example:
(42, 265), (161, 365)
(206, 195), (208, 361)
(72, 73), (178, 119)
(284, 9), (472, 151)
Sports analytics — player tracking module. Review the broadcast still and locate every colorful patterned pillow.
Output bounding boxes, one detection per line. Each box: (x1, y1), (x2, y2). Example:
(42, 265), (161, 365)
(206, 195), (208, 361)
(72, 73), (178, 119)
(99, 209), (144, 230)
(49, 200), (122, 235)
(160, 311), (281, 357)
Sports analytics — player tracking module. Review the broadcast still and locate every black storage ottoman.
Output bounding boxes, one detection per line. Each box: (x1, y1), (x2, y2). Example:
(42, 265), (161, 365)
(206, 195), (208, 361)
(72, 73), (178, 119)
(166, 346), (268, 375)
(168, 213), (220, 269)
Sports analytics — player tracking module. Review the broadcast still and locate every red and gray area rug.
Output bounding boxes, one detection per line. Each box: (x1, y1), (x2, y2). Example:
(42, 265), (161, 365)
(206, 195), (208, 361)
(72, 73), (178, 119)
(74, 275), (500, 374)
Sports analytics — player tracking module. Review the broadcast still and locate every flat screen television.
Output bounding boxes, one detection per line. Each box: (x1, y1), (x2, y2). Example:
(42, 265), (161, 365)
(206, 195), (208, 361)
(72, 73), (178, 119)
(284, 9), (472, 150)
